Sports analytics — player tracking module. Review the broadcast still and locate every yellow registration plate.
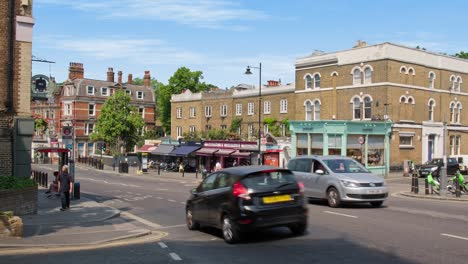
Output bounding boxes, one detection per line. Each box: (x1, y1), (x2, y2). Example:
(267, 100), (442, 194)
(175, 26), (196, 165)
(263, 194), (292, 204)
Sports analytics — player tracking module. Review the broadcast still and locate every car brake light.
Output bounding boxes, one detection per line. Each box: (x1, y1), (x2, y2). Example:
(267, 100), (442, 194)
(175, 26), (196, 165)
(297, 181), (304, 194)
(232, 182), (251, 200)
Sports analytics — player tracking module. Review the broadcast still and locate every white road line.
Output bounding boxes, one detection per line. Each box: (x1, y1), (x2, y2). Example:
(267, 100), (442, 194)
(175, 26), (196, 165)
(324, 211), (358, 218)
(169, 253), (182, 261)
(157, 197), (163, 199)
(120, 211), (161, 228)
(158, 242), (168, 248)
(156, 224), (186, 229)
(168, 199), (177, 202)
(441, 233), (468, 241)
(180, 202), (186, 205)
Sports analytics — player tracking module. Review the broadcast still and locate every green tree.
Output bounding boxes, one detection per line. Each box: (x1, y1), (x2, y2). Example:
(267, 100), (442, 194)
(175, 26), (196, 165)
(159, 67), (214, 134)
(90, 90), (145, 155)
(454, 51), (468, 59)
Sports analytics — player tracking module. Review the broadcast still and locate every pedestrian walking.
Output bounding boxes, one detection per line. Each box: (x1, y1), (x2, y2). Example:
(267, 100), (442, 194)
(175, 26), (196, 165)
(57, 165), (72, 211)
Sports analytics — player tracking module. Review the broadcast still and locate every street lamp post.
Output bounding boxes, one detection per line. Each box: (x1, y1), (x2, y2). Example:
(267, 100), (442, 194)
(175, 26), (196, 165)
(245, 63), (262, 165)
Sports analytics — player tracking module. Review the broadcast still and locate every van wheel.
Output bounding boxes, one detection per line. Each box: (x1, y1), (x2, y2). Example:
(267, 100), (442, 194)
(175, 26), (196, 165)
(370, 201), (383, 207)
(222, 215), (241, 244)
(327, 187), (342, 208)
(186, 208), (199, 230)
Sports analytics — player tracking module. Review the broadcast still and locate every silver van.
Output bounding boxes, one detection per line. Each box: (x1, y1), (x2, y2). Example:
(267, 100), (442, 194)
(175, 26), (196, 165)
(287, 156), (388, 208)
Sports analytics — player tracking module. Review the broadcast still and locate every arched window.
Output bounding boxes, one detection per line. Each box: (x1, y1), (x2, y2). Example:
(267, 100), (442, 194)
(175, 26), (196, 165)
(305, 75), (313, 89)
(408, 67), (415, 75)
(364, 97), (372, 119)
(400, 66), (407, 74)
(456, 76), (462, 92)
(450, 76), (456, 91)
(428, 72), (435, 88)
(305, 100), (312, 121)
(400, 96), (406, 103)
(353, 97), (361, 119)
(456, 102), (462, 123)
(428, 100), (435, 121)
(314, 73), (321, 89)
(450, 102), (455, 123)
(314, 100), (321, 120)
(407, 97), (414, 104)
(353, 69), (362, 85)
(364, 67), (372, 84)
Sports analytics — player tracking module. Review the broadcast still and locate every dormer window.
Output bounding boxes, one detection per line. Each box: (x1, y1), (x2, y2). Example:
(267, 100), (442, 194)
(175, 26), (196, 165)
(101, 87), (108, 96)
(87, 85), (95, 95)
(137, 91), (144, 99)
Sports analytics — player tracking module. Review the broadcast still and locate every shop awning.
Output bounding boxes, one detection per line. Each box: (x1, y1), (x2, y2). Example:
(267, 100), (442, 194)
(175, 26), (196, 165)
(137, 144), (158, 153)
(230, 150), (252, 158)
(266, 149), (283, 153)
(151, 144), (175, 155)
(215, 149), (236, 156)
(35, 147), (70, 153)
(195, 148), (219, 156)
(169, 145), (202, 157)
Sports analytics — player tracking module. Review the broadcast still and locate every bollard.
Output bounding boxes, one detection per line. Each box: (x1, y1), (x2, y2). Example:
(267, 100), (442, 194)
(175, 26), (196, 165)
(414, 175), (419, 194)
(411, 174), (415, 193)
(158, 165), (160, 175)
(182, 170), (185, 177)
(45, 172), (48, 188)
(425, 177), (430, 195)
(195, 169), (198, 179)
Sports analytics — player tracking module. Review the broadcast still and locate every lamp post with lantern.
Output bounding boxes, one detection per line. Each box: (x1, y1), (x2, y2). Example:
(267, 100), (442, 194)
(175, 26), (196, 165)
(245, 63), (262, 165)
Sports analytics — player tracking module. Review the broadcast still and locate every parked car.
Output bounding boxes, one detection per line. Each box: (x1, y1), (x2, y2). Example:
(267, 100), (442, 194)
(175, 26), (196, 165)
(185, 165), (308, 244)
(418, 158), (460, 178)
(287, 156), (388, 208)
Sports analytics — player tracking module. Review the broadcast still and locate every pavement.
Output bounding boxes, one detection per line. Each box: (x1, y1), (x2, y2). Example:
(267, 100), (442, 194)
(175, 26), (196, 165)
(0, 163), (466, 252)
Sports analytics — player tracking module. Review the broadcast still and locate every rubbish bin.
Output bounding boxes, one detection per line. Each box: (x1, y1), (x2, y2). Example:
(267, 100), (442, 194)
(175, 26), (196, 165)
(122, 162), (129, 173)
(74, 182), (80, 199)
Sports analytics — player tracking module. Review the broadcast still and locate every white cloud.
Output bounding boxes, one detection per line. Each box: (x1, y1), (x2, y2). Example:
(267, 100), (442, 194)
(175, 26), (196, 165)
(36, 0), (268, 29)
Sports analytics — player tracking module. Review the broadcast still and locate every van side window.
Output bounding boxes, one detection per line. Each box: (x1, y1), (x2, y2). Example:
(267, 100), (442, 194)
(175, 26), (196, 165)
(313, 160), (327, 174)
(295, 159), (312, 173)
(287, 159), (296, 171)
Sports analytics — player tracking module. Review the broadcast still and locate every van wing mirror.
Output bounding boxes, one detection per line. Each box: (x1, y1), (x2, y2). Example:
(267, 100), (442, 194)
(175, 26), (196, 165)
(315, 169), (325, 175)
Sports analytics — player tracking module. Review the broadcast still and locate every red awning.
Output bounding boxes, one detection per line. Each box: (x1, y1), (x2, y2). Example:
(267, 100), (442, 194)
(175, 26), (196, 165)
(137, 144), (157, 152)
(215, 149), (236, 156)
(195, 148), (219, 156)
(35, 147), (70, 153)
(266, 149), (283, 153)
(230, 150), (252, 158)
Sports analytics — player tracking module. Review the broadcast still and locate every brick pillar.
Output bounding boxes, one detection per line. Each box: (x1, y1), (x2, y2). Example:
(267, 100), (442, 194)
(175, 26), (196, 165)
(68, 62), (84, 79)
(107, 67), (114, 82)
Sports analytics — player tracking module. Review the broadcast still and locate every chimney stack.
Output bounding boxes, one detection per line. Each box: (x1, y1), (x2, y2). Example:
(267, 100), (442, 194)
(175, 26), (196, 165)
(117, 71), (122, 83)
(68, 62), (84, 79)
(143, 70), (151, 87)
(107, 67), (115, 82)
(127, 74), (133, 84)
(353, 40), (367, 48)
(267, 80), (279, 87)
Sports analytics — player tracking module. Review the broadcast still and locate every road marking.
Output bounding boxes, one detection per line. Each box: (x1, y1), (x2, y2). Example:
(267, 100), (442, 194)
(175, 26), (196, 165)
(441, 233), (468, 241)
(158, 242), (168, 248)
(168, 199), (177, 202)
(156, 224), (186, 229)
(180, 202), (186, 205)
(157, 197), (163, 199)
(120, 211), (161, 228)
(324, 211), (358, 218)
(169, 253), (182, 261)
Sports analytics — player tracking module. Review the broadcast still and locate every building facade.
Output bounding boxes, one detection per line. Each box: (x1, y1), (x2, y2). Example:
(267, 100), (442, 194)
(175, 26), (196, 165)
(59, 63), (156, 158)
(292, 42), (468, 173)
(0, 0), (35, 177)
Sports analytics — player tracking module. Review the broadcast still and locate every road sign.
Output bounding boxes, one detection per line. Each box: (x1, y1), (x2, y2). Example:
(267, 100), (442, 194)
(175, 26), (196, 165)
(66, 144), (73, 150)
(62, 126), (73, 139)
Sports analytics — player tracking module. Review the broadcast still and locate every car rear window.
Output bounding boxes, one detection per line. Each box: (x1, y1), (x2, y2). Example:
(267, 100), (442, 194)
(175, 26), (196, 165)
(241, 170), (297, 189)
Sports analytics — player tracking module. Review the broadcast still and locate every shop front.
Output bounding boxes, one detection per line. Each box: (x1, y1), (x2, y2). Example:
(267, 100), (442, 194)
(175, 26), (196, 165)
(195, 140), (257, 172)
(289, 120), (393, 176)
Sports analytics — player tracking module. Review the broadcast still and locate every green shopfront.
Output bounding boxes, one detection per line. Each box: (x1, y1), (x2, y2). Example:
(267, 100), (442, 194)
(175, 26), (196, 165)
(289, 120), (393, 176)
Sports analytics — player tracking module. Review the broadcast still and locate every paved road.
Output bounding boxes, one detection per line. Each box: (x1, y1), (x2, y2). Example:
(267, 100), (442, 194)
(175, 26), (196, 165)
(3, 165), (468, 264)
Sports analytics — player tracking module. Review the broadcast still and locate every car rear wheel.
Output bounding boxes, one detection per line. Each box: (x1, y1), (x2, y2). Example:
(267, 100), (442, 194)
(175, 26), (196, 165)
(370, 201), (383, 207)
(222, 215), (241, 244)
(327, 187), (342, 208)
(289, 222), (307, 236)
(186, 208), (199, 230)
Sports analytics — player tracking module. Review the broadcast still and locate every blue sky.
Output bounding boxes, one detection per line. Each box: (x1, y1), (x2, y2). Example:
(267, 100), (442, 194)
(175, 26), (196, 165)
(33, 0), (467, 89)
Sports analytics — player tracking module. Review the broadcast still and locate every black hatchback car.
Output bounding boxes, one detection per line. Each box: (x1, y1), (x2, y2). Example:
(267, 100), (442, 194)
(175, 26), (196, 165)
(185, 165), (308, 243)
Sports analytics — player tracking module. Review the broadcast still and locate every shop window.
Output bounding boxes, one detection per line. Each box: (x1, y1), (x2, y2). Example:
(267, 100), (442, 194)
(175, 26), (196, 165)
(310, 134), (323, 155)
(296, 133), (308, 156)
(367, 135), (384, 166)
(328, 135), (342, 155)
(347, 135), (364, 164)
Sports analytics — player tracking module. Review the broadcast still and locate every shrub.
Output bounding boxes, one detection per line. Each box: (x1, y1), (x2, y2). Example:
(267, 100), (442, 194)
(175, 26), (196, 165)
(0, 176), (37, 190)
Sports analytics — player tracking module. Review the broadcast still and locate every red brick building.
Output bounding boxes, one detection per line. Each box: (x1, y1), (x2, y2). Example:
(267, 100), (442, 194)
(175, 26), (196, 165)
(59, 63), (155, 158)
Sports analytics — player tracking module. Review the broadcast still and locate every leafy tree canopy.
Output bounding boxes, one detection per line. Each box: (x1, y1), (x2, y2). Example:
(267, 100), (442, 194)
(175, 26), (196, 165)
(90, 90), (145, 155)
(454, 51), (468, 59)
